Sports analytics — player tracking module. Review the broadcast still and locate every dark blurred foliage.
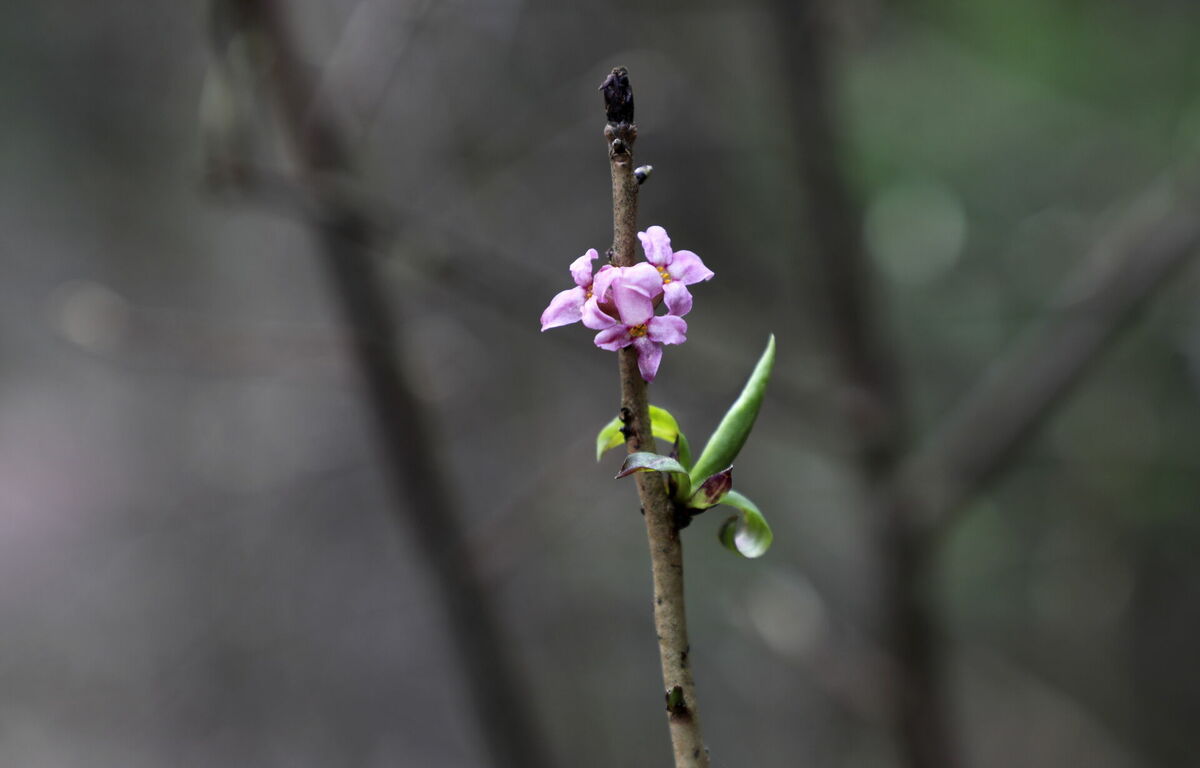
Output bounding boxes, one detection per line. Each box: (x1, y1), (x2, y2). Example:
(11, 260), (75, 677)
(2, 0), (1199, 766)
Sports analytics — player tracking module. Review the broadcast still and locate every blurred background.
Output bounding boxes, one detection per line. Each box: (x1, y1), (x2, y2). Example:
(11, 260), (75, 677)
(3, 0), (1200, 766)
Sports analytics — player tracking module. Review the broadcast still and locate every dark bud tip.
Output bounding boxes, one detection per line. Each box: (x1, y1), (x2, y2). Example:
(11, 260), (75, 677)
(634, 165), (653, 185)
(600, 66), (635, 125)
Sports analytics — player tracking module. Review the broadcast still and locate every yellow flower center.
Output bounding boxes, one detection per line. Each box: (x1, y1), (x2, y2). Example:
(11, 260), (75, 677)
(628, 324), (649, 338)
(657, 266), (671, 284)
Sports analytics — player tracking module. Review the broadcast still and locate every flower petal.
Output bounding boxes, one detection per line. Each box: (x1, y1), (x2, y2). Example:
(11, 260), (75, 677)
(540, 287), (587, 330)
(591, 264), (619, 302)
(663, 282), (693, 317)
(594, 325), (633, 351)
(582, 298), (619, 330)
(612, 281), (654, 326)
(648, 314), (688, 345)
(638, 225), (672, 266)
(666, 250), (714, 285)
(570, 248), (599, 288)
(633, 337), (664, 381)
(621, 262), (665, 298)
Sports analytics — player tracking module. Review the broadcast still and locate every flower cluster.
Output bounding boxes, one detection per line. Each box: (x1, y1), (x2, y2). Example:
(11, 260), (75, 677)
(540, 226), (713, 381)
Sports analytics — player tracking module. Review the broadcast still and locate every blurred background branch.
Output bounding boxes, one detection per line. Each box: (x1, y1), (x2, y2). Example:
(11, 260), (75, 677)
(772, 2), (959, 766)
(211, 2), (552, 767)
(776, 3), (1200, 768)
(5, 0), (1200, 766)
(902, 179), (1200, 536)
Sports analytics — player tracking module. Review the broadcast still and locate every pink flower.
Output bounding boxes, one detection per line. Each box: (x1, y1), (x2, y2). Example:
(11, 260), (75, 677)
(540, 249), (615, 330)
(637, 225), (714, 317)
(583, 273), (687, 382)
(539, 226), (711, 381)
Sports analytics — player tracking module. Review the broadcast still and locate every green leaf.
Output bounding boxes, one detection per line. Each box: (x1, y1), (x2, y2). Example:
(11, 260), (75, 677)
(596, 405), (691, 467)
(686, 466), (732, 510)
(596, 420), (624, 461)
(615, 452), (691, 499)
(672, 431), (693, 471)
(717, 490), (773, 558)
(689, 335), (775, 488)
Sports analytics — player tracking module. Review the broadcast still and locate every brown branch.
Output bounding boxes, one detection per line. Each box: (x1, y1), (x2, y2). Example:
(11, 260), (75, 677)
(900, 183), (1200, 536)
(601, 67), (709, 768)
(222, 3), (552, 768)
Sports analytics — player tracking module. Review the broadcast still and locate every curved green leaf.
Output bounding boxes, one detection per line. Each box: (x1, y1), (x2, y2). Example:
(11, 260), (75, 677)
(689, 335), (775, 488)
(615, 452), (691, 499)
(717, 490), (773, 558)
(596, 405), (691, 467)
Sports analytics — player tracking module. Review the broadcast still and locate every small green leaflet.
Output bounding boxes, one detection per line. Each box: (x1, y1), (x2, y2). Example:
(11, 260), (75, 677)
(597, 335), (777, 559)
(615, 452), (692, 499)
(717, 490), (772, 558)
(596, 405), (692, 468)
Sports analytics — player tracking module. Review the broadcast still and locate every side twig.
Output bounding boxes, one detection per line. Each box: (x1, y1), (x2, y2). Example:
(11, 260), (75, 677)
(225, 3), (551, 767)
(602, 67), (709, 768)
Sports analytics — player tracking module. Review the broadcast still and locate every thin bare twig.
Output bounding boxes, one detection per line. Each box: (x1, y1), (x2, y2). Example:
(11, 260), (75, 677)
(601, 67), (709, 768)
(219, 3), (552, 767)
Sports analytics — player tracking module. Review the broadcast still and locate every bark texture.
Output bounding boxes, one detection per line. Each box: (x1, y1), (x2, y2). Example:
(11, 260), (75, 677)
(603, 67), (709, 768)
